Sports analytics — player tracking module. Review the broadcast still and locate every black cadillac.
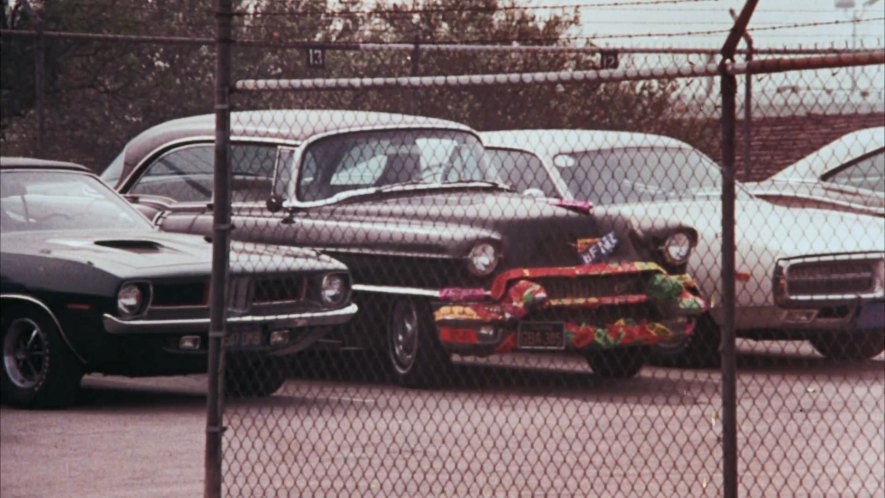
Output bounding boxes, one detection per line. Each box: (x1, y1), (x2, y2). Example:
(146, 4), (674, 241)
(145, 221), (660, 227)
(104, 110), (706, 386)
(1, 157), (356, 408)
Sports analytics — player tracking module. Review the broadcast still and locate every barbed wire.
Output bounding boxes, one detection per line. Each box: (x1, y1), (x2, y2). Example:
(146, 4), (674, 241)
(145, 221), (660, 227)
(294, 16), (885, 43)
(3, 28), (882, 55)
(235, 0), (722, 17)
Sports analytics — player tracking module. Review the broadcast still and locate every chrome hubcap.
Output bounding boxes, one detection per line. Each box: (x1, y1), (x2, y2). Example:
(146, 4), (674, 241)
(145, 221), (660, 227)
(3, 318), (49, 389)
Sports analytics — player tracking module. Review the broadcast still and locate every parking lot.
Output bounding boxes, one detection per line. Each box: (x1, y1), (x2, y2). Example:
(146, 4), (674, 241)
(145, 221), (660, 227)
(2, 341), (882, 497)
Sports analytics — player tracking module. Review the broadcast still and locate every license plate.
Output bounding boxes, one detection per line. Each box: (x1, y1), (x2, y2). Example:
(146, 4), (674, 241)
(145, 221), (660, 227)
(517, 322), (566, 350)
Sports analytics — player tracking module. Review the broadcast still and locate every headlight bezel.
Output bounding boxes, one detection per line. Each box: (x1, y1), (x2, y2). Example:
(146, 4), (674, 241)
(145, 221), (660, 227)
(660, 231), (694, 266)
(319, 273), (350, 306)
(466, 242), (500, 277)
(117, 281), (152, 318)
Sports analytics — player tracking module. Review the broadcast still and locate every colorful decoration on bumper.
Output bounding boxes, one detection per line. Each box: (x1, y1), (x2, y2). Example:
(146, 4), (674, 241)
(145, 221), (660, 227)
(502, 280), (548, 319)
(433, 304), (502, 322)
(490, 260), (665, 300)
(646, 273), (684, 303)
(550, 199), (593, 214)
(569, 319), (674, 349)
(439, 287), (487, 302)
(433, 261), (708, 354)
(490, 319), (679, 353)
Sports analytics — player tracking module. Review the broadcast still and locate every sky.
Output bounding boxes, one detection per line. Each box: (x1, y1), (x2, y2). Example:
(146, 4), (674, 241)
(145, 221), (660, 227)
(528, 0), (884, 49)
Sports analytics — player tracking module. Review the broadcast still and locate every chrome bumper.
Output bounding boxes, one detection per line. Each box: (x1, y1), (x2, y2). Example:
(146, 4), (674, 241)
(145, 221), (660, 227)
(102, 303), (358, 335)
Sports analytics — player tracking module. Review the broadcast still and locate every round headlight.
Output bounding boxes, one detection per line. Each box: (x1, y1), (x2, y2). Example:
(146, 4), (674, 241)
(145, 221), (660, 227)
(117, 283), (145, 317)
(467, 242), (499, 276)
(320, 274), (348, 305)
(662, 232), (693, 265)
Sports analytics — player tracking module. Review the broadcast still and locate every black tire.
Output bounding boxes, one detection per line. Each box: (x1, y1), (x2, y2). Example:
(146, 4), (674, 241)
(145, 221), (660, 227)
(1, 304), (83, 409)
(585, 347), (647, 378)
(650, 313), (721, 368)
(224, 354), (286, 398)
(386, 298), (452, 388)
(809, 330), (885, 361)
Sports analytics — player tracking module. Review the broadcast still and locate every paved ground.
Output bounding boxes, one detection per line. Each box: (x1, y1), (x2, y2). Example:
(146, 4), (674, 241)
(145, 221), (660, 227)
(1, 341), (883, 497)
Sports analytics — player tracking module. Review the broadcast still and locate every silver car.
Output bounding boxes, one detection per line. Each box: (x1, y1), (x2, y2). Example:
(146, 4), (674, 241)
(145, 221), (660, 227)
(748, 127), (884, 217)
(482, 129), (885, 365)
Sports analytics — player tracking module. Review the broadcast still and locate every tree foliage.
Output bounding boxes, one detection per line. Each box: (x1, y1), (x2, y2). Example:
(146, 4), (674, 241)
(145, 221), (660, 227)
(0, 0), (711, 171)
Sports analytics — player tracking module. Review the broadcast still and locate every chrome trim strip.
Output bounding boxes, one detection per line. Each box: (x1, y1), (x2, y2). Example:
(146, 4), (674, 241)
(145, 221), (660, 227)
(324, 246), (453, 259)
(0, 294), (88, 365)
(102, 303), (358, 334)
(352, 284), (443, 298)
(753, 191), (884, 215)
(784, 293), (884, 302)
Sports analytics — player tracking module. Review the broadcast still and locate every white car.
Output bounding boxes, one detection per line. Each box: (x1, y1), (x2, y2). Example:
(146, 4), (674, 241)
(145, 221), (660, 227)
(748, 127), (884, 217)
(481, 129), (885, 365)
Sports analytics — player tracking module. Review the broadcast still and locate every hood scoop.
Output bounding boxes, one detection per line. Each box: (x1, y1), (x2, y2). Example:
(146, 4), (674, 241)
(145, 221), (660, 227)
(94, 240), (164, 252)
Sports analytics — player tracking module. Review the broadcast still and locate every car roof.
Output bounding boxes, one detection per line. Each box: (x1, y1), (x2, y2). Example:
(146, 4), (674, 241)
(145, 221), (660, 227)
(0, 156), (91, 172)
(120, 109), (472, 174)
(480, 129), (694, 157)
(770, 126), (885, 181)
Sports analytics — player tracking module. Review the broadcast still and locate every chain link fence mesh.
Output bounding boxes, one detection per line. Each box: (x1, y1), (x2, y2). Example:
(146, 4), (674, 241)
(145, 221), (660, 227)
(2, 24), (883, 497)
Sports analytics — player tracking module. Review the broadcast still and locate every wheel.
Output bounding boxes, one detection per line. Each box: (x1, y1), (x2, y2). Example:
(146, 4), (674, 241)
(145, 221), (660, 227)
(387, 298), (452, 388)
(1, 304), (83, 408)
(650, 313), (721, 368)
(585, 346), (647, 378)
(809, 330), (885, 361)
(224, 354), (286, 398)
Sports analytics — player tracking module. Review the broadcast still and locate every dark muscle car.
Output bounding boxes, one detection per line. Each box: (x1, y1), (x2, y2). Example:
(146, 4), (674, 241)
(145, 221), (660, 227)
(104, 110), (705, 386)
(1, 157), (356, 408)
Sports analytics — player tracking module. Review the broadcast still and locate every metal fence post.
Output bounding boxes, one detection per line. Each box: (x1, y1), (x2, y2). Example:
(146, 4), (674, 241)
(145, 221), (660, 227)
(729, 8), (755, 182)
(19, 0), (45, 155)
(720, 2), (758, 497)
(205, 0), (233, 496)
(411, 40), (421, 114)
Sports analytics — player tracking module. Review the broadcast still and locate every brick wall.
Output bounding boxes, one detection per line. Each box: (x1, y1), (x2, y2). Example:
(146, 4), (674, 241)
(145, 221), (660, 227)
(729, 112), (885, 181)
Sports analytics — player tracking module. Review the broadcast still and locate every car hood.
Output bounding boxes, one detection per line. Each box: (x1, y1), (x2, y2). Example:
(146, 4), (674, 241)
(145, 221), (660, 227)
(295, 190), (644, 268)
(163, 189), (652, 271)
(0, 228), (340, 278)
(600, 197), (883, 257)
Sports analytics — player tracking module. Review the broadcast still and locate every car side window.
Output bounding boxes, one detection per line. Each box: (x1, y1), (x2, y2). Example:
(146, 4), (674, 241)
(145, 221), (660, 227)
(824, 149), (885, 193)
(129, 143), (278, 203)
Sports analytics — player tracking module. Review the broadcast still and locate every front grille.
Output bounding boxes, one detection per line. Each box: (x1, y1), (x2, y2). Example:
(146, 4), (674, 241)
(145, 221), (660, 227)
(152, 281), (209, 308)
(786, 260), (877, 296)
(528, 302), (660, 324)
(533, 274), (647, 301)
(252, 276), (305, 304)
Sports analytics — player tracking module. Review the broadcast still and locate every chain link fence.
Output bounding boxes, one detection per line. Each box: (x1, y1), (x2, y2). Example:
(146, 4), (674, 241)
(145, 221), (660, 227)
(2, 5), (884, 497)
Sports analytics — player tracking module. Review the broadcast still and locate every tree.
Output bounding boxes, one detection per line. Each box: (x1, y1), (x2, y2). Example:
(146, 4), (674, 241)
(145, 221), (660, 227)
(0, 0), (709, 170)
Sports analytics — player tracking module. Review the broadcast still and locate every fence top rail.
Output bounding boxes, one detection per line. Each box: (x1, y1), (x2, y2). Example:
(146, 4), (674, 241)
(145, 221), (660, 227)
(1, 29), (881, 56)
(235, 51), (883, 92)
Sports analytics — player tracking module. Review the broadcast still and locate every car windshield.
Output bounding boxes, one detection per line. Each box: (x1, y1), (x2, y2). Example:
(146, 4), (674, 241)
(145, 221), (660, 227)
(552, 146), (737, 205)
(0, 170), (153, 232)
(296, 129), (496, 202)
